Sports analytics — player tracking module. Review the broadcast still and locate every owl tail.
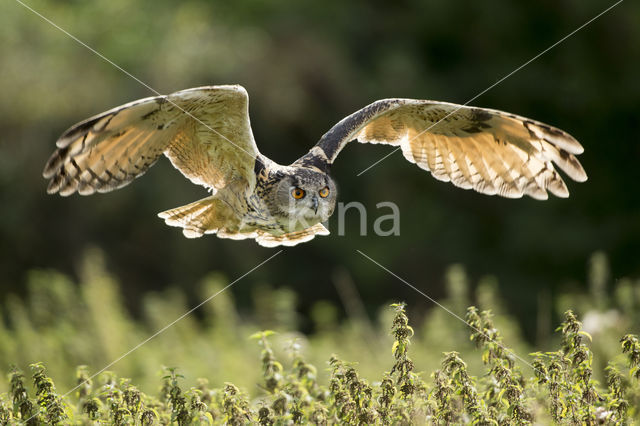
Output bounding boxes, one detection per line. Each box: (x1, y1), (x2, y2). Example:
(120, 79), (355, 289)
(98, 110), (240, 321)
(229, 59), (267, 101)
(158, 196), (235, 238)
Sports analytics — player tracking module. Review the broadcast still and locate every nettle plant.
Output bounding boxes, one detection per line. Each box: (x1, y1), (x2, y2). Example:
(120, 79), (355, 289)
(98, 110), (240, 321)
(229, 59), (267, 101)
(1, 304), (639, 425)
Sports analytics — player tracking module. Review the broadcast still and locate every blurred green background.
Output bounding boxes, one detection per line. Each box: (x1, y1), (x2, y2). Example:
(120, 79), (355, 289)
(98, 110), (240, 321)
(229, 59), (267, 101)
(1, 0), (639, 382)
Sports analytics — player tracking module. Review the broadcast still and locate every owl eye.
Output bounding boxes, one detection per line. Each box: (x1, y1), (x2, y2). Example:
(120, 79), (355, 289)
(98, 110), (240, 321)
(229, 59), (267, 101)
(291, 187), (306, 199)
(318, 186), (330, 198)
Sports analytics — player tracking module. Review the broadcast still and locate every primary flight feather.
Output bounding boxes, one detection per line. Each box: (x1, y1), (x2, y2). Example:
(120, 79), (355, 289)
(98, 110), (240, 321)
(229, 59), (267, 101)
(43, 85), (587, 247)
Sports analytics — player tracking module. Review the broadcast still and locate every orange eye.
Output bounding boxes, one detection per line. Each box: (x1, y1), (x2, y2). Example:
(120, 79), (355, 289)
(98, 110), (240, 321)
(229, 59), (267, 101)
(318, 186), (330, 198)
(291, 188), (305, 199)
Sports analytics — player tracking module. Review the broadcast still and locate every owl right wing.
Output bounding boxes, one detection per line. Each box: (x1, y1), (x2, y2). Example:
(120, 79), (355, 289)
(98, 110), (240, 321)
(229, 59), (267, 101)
(43, 85), (261, 196)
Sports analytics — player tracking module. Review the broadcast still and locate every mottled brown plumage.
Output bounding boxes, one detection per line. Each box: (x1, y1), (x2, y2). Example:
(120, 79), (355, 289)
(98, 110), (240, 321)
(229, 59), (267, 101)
(43, 85), (587, 246)
(298, 99), (587, 200)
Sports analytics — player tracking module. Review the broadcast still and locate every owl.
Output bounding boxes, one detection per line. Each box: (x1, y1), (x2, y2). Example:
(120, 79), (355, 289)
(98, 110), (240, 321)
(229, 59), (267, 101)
(43, 85), (587, 247)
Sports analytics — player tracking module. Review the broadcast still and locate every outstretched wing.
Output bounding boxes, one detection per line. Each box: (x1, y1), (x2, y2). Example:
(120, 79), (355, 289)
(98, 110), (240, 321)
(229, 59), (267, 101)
(43, 85), (260, 196)
(297, 99), (587, 199)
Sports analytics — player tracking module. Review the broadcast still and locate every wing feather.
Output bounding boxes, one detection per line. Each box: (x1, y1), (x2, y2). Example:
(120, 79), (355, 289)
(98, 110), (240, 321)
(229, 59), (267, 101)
(43, 85), (260, 196)
(433, 136), (454, 182)
(445, 136), (474, 189)
(298, 99), (587, 199)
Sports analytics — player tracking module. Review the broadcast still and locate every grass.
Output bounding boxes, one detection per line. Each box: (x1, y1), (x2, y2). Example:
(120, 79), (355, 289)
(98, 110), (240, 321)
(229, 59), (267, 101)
(0, 249), (639, 424)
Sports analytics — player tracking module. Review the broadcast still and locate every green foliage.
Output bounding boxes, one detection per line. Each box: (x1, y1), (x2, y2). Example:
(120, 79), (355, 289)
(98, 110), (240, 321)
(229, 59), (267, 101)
(0, 251), (639, 423)
(1, 306), (639, 423)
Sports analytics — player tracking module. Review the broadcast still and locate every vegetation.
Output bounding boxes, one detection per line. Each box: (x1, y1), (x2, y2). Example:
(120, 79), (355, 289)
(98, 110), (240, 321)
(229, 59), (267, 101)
(2, 1), (639, 337)
(1, 306), (639, 424)
(1, 250), (639, 424)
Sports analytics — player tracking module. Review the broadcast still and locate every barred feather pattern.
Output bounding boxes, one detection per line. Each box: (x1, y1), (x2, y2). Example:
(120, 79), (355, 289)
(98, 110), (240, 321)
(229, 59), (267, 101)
(254, 223), (329, 247)
(310, 99), (587, 200)
(158, 196), (328, 246)
(158, 196), (235, 238)
(43, 85), (259, 196)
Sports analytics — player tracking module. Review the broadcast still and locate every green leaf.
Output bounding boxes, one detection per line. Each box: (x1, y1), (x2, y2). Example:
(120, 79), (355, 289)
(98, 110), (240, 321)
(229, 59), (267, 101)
(578, 331), (593, 342)
(249, 330), (277, 340)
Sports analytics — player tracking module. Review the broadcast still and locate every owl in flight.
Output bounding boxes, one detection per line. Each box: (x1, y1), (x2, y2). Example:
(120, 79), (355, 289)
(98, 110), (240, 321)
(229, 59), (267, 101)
(43, 85), (587, 247)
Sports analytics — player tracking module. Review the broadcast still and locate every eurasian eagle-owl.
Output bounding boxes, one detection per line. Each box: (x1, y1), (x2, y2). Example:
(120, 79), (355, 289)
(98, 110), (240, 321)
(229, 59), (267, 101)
(43, 85), (587, 246)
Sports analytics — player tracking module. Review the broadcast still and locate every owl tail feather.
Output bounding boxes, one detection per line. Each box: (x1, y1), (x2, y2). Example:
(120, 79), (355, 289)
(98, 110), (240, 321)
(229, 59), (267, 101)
(255, 223), (329, 247)
(158, 196), (235, 239)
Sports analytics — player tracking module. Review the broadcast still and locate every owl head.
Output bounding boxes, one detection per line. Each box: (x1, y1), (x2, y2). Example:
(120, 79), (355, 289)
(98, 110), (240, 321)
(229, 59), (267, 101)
(273, 168), (337, 231)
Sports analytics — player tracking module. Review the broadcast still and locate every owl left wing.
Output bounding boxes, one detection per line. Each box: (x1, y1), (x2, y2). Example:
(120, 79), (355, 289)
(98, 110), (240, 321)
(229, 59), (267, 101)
(297, 99), (587, 199)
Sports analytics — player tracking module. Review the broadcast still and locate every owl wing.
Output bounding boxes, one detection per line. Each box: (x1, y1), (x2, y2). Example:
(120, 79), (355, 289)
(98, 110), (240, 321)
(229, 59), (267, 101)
(43, 85), (260, 196)
(297, 99), (587, 199)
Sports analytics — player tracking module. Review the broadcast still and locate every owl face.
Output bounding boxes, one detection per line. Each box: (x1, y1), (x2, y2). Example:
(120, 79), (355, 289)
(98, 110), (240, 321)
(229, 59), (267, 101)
(273, 169), (337, 231)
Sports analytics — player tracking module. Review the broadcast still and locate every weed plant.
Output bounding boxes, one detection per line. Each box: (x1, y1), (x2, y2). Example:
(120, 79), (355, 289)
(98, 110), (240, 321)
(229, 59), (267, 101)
(0, 250), (638, 423)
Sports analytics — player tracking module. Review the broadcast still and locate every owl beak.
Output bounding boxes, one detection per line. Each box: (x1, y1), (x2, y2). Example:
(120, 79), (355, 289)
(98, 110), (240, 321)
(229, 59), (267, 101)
(312, 196), (319, 214)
